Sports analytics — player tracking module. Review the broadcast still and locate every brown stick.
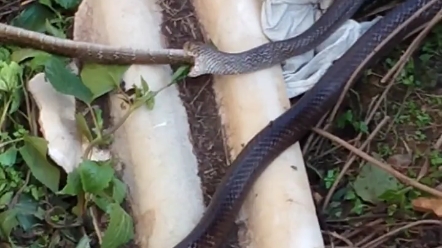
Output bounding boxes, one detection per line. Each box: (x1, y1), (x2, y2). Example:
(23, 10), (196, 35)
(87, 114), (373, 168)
(321, 116), (390, 211)
(314, 128), (442, 199)
(0, 23), (192, 65)
(360, 220), (442, 248)
(320, 0), (442, 210)
(326, 0), (440, 125)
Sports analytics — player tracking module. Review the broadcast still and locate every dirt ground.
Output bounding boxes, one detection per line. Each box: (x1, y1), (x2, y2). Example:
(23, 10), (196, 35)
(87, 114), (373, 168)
(159, 0), (241, 246)
(158, 0), (230, 204)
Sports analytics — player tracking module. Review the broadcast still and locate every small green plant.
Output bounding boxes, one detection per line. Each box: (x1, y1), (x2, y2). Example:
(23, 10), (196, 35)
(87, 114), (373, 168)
(324, 168), (339, 189)
(336, 109), (368, 134)
(0, 0), (192, 247)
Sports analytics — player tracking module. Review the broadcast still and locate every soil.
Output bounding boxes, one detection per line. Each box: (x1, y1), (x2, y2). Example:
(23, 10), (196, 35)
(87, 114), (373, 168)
(159, 0), (244, 246)
(159, 0), (229, 204)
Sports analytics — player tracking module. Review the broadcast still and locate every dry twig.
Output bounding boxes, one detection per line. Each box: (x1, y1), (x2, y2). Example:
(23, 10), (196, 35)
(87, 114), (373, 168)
(314, 128), (442, 198)
(320, 0), (442, 211)
(326, 0), (439, 125)
(322, 116), (390, 210)
(360, 220), (442, 248)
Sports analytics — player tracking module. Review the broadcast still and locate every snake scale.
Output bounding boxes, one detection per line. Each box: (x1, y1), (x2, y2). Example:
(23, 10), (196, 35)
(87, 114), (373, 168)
(0, 0), (440, 247)
(173, 0), (442, 247)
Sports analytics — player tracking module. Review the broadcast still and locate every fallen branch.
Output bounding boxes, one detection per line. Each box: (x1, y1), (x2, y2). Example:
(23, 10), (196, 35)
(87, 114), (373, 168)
(314, 128), (442, 199)
(322, 116), (390, 210)
(360, 219), (442, 248)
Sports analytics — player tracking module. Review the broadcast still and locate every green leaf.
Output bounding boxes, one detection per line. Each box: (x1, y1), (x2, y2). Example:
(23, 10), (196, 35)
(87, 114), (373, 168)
(38, 0), (53, 8)
(9, 89), (23, 114)
(431, 154), (442, 166)
(80, 64), (127, 100)
(11, 3), (55, 32)
(15, 195), (45, 221)
(78, 160), (114, 194)
(353, 162), (401, 204)
(44, 57), (94, 104)
(140, 76), (149, 92)
(25, 136), (46, 156)
(0, 61), (23, 92)
(112, 178), (127, 204)
(0, 209), (19, 239)
(358, 122), (368, 134)
(75, 235), (92, 248)
(0, 147), (18, 167)
(58, 169), (83, 196)
(14, 195), (43, 231)
(93, 195), (112, 213)
(171, 65), (190, 83)
(54, 0), (82, 9)
(101, 204), (134, 248)
(136, 91), (156, 110)
(134, 85), (142, 99)
(44, 19), (66, 39)
(0, 191), (13, 207)
(75, 113), (93, 142)
(0, 184), (6, 196)
(30, 186), (43, 200)
(0, 48), (11, 62)
(28, 53), (53, 71)
(10, 48), (52, 71)
(92, 107), (104, 130)
(19, 135), (60, 193)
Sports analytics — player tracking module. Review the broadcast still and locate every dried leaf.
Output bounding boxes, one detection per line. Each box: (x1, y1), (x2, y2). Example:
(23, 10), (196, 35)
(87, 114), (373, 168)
(353, 162), (401, 204)
(386, 154), (412, 169)
(412, 197), (442, 217)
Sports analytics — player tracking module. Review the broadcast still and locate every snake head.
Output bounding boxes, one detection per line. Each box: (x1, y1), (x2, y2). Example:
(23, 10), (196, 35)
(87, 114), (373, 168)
(183, 41), (218, 77)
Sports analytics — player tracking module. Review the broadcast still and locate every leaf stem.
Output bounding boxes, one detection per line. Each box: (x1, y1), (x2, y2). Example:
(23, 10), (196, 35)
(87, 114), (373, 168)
(82, 66), (187, 159)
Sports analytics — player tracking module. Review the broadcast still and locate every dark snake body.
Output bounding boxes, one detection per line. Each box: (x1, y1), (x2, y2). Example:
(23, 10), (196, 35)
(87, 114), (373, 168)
(185, 0), (366, 77)
(174, 0), (442, 247)
(0, 0), (439, 247)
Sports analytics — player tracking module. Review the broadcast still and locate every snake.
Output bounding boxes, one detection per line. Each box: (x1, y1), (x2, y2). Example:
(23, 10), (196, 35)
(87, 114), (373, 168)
(0, 0), (440, 247)
(1, 0), (365, 77)
(172, 0), (442, 247)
